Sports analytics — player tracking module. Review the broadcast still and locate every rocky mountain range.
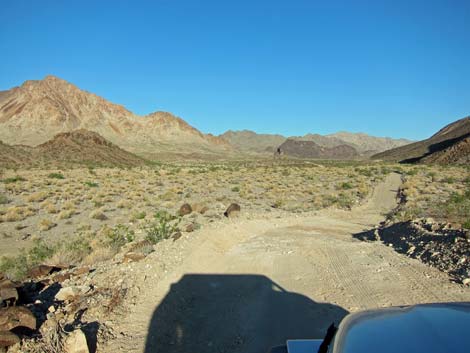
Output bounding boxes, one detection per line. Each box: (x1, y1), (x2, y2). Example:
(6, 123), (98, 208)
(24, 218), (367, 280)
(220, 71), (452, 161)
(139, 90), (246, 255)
(0, 76), (231, 160)
(372, 116), (470, 164)
(219, 130), (413, 156)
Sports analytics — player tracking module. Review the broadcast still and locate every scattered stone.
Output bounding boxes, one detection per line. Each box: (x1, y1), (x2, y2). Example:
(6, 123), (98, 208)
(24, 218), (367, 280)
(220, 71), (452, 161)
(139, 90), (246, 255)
(122, 252), (146, 263)
(178, 203), (192, 216)
(0, 331), (20, 347)
(52, 272), (72, 283)
(0, 306), (36, 331)
(65, 329), (89, 353)
(463, 278), (470, 286)
(172, 231), (183, 241)
(185, 223), (195, 232)
(55, 286), (90, 302)
(224, 203), (241, 218)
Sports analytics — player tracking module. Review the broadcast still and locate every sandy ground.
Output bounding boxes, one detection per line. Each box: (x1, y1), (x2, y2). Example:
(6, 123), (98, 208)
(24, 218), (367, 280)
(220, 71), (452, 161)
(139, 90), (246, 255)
(104, 173), (470, 353)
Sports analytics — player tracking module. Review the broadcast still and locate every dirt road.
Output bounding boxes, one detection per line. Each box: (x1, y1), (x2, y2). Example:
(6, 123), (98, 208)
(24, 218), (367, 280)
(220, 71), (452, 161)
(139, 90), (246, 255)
(105, 173), (470, 353)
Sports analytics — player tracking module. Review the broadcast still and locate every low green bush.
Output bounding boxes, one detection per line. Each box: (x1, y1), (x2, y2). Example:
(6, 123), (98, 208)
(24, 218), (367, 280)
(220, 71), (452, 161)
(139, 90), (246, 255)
(145, 211), (181, 244)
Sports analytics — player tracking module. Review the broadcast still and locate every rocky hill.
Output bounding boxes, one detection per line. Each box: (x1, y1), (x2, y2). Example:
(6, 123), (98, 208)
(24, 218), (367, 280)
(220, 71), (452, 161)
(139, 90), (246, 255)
(219, 130), (412, 157)
(0, 76), (232, 159)
(372, 116), (470, 164)
(277, 139), (359, 159)
(327, 132), (413, 154)
(0, 130), (146, 168)
(219, 130), (286, 153)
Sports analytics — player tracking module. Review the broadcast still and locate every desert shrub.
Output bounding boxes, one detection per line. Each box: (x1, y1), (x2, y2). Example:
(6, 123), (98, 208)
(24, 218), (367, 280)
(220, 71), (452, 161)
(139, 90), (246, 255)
(61, 237), (92, 263)
(0, 193), (9, 204)
(144, 211), (180, 244)
(48, 173), (65, 179)
(231, 186), (240, 192)
(38, 219), (56, 231)
(105, 224), (135, 250)
(93, 201), (104, 208)
(90, 209), (108, 220)
(84, 181), (99, 188)
(336, 192), (354, 209)
(339, 182), (353, 190)
(57, 209), (74, 220)
(0, 240), (56, 280)
(356, 168), (373, 177)
(442, 177), (455, 184)
(132, 211), (146, 220)
(2, 176), (26, 183)
(380, 166), (391, 175)
(405, 168), (418, 176)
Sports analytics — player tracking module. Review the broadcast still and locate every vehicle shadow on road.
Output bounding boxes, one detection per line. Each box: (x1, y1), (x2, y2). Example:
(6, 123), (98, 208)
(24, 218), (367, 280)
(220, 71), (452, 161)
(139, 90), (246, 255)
(144, 274), (348, 353)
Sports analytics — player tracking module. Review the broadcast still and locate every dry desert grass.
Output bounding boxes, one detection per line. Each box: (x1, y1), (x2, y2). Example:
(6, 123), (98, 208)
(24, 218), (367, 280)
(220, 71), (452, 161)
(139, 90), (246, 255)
(0, 160), (396, 278)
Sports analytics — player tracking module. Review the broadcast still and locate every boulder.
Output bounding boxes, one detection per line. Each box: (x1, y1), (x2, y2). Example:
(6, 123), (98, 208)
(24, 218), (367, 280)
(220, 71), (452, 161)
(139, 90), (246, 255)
(65, 329), (89, 353)
(0, 306), (36, 331)
(55, 286), (90, 302)
(178, 203), (192, 216)
(0, 331), (20, 347)
(0, 279), (20, 290)
(224, 203), (241, 218)
(0, 287), (18, 305)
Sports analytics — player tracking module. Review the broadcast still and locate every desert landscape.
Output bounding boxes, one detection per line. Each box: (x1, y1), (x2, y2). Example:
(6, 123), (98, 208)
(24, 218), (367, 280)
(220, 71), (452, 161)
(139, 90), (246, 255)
(1, 1), (470, 351)
(0, 76), (469, 352)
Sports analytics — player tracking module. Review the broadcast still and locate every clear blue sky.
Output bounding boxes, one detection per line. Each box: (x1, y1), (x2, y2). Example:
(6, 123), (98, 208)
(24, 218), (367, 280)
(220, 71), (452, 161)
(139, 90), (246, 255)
(1, 0), (469, 140)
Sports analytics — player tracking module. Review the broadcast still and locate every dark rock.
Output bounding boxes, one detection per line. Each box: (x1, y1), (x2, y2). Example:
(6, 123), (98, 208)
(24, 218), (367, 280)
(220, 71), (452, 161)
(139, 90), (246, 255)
(0, 306), (36, 331)
(178, 203), (192, 216)
(224, 203), (241, 218)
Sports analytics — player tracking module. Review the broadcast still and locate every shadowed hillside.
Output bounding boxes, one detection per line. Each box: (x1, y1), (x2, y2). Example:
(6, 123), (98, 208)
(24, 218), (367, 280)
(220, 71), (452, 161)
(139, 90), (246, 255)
(372, 116), (470, 164)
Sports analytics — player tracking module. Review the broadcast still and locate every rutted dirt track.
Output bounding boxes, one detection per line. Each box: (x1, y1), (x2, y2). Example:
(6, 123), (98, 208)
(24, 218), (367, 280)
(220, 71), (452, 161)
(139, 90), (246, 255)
(105, 173), (470, 353)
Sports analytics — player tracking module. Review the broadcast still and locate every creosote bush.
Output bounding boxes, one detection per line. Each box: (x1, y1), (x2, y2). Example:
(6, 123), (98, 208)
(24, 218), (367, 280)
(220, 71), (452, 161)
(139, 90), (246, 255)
(48, 172), (65, 179)
(145, 211), (181, 244)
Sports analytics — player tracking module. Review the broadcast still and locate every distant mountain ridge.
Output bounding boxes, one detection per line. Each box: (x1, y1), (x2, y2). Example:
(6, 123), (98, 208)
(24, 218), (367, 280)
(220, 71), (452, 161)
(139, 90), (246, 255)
(219, 130), (413, 156)
(278, 139), (359, 160)
(0, 76), (231, 159)
(372, 116), (470, 164)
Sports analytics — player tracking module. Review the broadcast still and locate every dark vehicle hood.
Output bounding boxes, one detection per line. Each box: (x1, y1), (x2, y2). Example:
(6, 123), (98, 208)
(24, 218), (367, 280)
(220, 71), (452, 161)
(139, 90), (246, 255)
(332, 302), (470, 353)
